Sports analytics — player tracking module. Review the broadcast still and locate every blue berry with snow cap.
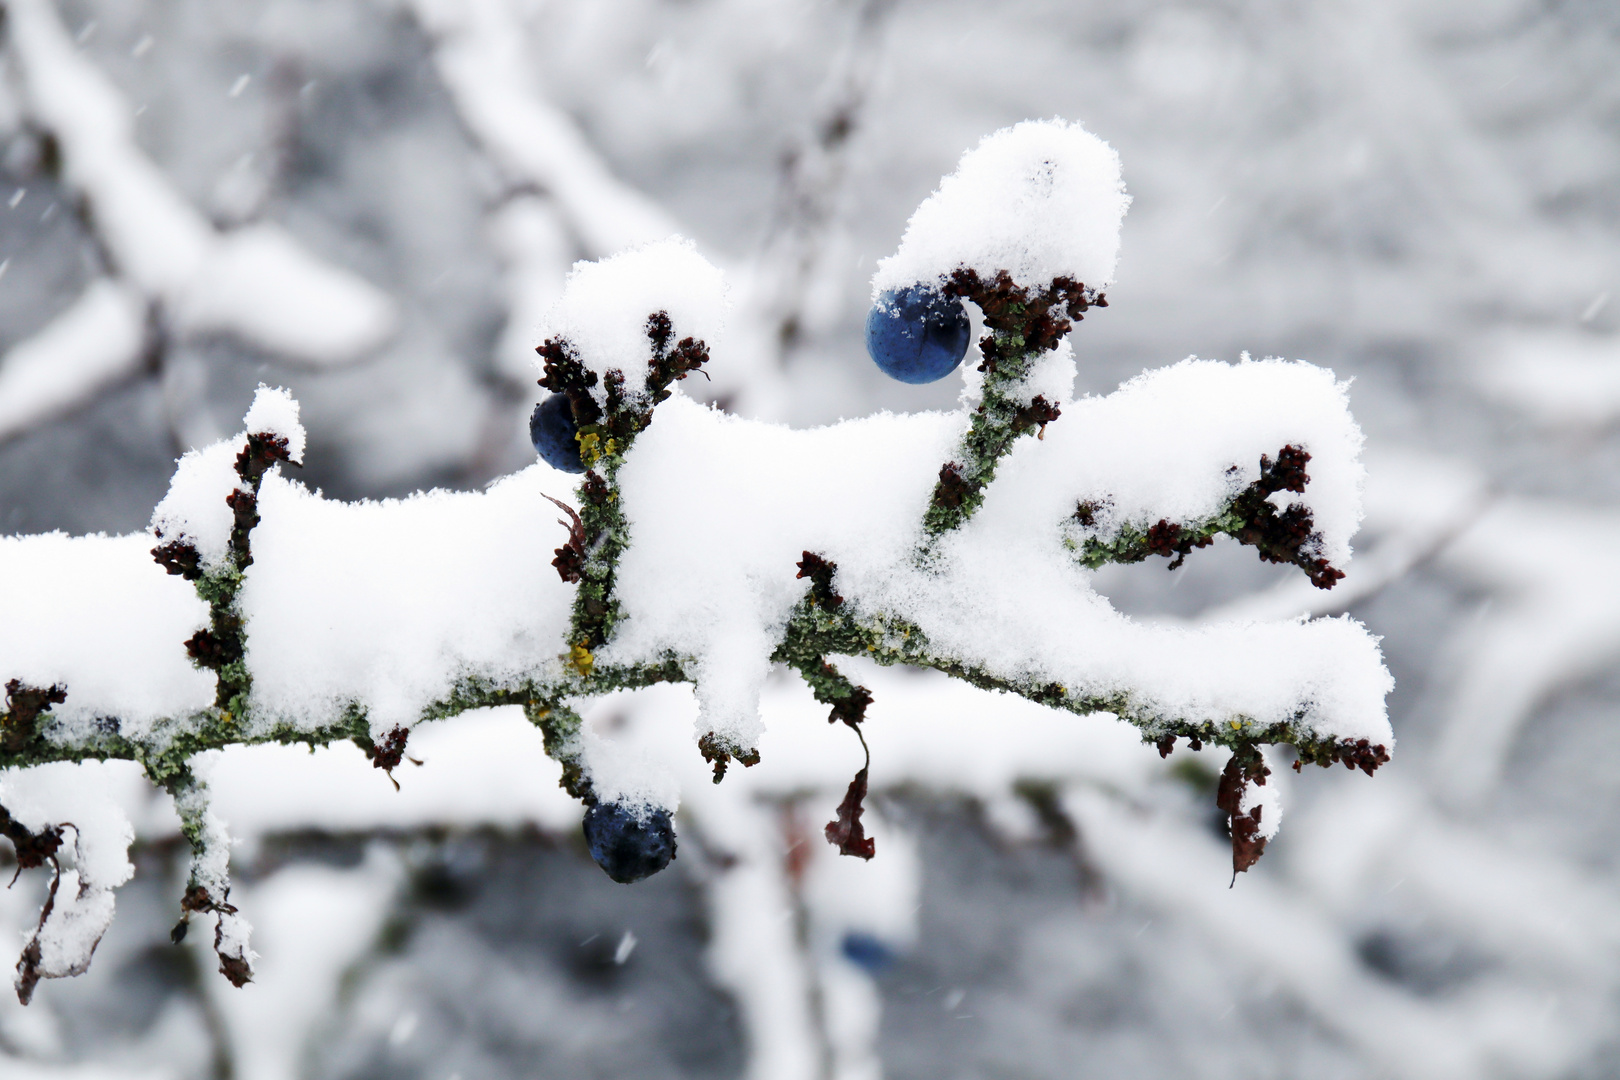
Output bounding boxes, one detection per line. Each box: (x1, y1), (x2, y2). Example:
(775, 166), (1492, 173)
(530, 394), (586, 473)
(583, 803), (677, 883)
(865, 284), (971, 384)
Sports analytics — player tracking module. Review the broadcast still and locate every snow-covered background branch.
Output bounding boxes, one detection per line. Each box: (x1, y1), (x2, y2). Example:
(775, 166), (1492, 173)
(0, 0), (1616, 1078)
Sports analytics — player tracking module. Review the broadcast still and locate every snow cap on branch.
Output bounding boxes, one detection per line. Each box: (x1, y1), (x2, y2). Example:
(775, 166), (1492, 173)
(873, 118), (1129, 296)
(149, 442), (242, 571)
(149, 386), (306, 570)
(241, 384), (307, 464)
(1038, 356), (1366, 569)
(536, 236), (729, 398)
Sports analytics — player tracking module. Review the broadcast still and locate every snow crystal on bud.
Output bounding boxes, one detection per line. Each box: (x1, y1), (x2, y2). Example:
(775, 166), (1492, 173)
(536, 236), (728, 394)
(873, 118), (1130, 296)
(242, 384), (306, 463)
(150, 440), (240, 570)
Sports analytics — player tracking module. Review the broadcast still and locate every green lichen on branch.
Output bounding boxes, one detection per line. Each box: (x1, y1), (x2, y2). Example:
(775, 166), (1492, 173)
(1, 291), (1357, 810)
(922, 270), (1104, 540)
(766, 544), (1384, 872)
(154, 431), (298, 717)
(538, 311), (710, 654)
(769, 559), (1370, 768)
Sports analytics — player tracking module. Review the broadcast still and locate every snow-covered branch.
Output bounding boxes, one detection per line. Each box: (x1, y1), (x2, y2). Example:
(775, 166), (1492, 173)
(0, 120), (1392, 1002)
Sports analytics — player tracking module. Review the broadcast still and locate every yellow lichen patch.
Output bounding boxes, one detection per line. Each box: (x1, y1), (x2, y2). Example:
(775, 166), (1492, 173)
(569, 642), (595, 678)
(577, 431), (602, 466)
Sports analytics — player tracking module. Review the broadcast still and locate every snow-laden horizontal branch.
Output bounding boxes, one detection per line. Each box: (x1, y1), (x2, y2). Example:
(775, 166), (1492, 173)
(0, 119), (1392, 1001)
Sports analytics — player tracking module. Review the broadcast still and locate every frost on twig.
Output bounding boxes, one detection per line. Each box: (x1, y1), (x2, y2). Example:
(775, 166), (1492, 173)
(170, 776), (255, 987)
(3, 764), (135, 1003)
(0, 121), (1393, 998)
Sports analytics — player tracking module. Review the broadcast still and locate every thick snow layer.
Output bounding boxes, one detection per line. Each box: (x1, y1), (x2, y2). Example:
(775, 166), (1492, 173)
(238, 464), (578, 735)
(0, 533), (213, 737)
(0, 764), (136, 894)
(3, 353), (1381, 764)
(872, 118), (1130, 295)
(1029, 355), (1365, 570)
(612, 358), (1385, 751)
(536, 237), (729, 396)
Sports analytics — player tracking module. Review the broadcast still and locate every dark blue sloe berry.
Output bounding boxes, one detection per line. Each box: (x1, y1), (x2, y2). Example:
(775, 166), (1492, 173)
(582, 803), (677, 884)
(530, 394), (585, 473)
(865, 284), (971, 384)
(840, 930), (894, 973)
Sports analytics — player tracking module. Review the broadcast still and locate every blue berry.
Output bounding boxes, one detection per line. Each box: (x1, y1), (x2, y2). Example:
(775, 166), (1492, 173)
(865, 284), (971, 384)
(840, 931), (894, 973)
(582, 803), (677, 883)
(530, 394), (585, 473)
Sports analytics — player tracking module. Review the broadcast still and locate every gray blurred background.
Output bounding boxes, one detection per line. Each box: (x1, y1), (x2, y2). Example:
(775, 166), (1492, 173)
(2, 0), (1619, 1078)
